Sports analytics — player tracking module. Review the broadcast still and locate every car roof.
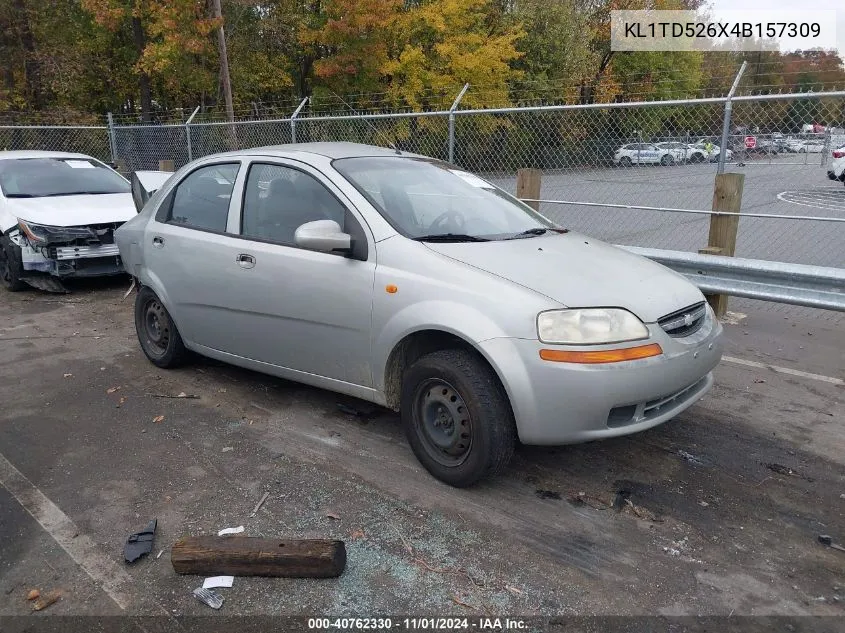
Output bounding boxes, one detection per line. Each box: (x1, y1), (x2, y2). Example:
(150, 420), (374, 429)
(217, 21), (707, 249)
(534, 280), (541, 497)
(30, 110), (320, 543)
(0, 150), (96, 162)
(214, 142), (427, 161)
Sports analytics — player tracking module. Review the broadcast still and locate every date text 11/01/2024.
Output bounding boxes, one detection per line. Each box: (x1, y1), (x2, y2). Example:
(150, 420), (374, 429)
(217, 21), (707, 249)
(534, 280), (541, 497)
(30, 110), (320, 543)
(307, 618), (528, 630)
(623, 21), (821, 39)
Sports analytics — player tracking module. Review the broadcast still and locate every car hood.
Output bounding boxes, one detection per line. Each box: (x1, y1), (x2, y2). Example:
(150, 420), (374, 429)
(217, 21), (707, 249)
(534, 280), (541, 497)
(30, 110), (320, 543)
(424, 232), (704, 323)
(5, 193), (136, 227)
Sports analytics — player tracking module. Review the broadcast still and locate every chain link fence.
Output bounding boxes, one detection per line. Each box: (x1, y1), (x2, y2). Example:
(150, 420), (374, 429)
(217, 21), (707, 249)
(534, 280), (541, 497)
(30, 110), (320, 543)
(2, 90), (843, 281)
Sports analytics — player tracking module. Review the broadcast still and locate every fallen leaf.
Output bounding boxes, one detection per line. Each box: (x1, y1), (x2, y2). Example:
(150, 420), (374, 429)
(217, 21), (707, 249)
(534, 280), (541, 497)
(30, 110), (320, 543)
(153, 415), (165, 424)
(63, 373), (72, 378)
(107, 386), (121, 394)
(326, 511), (340, 520)
(349, 528), (366, 540)
(505, 585), (524, 596)
(118, 396), (127, 406)
(26, 589), (40, 601)
(32, 591), (61, 611)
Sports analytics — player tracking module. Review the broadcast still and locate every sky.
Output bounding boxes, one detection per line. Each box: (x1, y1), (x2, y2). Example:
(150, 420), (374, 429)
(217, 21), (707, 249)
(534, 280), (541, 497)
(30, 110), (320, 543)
(704, 0), (845, 56)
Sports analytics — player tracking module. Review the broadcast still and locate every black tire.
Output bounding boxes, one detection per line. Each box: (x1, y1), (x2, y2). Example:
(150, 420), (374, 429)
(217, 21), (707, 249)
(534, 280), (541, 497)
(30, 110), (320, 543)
(618, 156), (632, 168)
(134, 286), (187, 368)
(691, 153), (705, 164)
(0, 235), (27, 292)
(660, 154), (674, 166)
(400, 349), (516, 487)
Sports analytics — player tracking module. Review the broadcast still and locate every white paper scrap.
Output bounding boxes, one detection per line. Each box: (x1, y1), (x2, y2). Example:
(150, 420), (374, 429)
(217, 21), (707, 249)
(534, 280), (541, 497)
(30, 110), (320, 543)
(203, 576), (234, 589)
(64, 159), (96, 169)
(217, 525), (245, 536)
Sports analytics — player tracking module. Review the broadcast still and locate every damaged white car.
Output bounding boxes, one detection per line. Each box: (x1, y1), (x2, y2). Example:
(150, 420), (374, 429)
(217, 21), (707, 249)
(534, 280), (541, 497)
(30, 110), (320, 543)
(0, 151), (138, 292)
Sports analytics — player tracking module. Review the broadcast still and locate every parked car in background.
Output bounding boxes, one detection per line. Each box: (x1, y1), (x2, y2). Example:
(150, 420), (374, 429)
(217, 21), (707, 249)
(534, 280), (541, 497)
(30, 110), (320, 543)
(655, 142), (708, 164)
(0, 151), (136, 292)
(613, 143), (675, 166)
(691, 140), (733, 163)
(827, 146), (845, 183)
(787, 139), (825, 153)
(116, 142), (723, 487)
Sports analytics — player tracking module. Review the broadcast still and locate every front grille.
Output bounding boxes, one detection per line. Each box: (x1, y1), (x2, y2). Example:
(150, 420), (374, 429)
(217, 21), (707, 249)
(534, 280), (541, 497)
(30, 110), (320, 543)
(658, 302), (706, 338)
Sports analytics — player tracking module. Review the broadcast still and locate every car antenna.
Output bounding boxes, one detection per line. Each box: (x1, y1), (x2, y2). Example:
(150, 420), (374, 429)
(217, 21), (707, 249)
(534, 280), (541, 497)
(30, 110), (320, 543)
(328, 90), (401, 155)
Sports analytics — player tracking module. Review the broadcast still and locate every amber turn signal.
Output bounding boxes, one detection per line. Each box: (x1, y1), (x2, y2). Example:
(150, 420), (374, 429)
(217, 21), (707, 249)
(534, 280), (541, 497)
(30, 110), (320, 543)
(539, 343), (663, 364)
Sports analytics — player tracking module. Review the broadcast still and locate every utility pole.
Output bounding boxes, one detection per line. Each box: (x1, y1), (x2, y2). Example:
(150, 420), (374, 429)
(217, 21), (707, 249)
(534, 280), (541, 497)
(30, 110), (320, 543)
(211, 0), (234, 125)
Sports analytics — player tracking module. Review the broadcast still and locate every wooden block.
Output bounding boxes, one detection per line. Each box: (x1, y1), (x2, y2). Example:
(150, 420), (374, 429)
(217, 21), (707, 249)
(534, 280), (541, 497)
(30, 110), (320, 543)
(516, 168), (542, 211)
(698, 246), (723, 256)
(171, 537), (346, 578)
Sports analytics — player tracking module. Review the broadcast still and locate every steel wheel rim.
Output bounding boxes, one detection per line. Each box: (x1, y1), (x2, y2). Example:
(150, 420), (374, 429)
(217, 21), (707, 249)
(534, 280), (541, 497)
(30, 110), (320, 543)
(414, 379), (473, 467)
(143, 299), (170, 356)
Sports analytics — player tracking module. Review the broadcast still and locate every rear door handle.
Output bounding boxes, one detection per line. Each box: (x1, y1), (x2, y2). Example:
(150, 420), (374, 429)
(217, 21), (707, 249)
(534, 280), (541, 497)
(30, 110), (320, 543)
(152, 236), (165, 248)
(236, 253), (256, 269)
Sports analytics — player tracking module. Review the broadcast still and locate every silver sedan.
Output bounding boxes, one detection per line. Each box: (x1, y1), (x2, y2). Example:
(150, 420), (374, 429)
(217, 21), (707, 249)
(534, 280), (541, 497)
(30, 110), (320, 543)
(116, 143), (723, 487)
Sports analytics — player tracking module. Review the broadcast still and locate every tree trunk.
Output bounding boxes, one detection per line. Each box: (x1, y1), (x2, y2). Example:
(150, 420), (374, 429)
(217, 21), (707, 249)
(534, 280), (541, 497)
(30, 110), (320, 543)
(130, 13), (152, 122)
(12, 0), (42, 109)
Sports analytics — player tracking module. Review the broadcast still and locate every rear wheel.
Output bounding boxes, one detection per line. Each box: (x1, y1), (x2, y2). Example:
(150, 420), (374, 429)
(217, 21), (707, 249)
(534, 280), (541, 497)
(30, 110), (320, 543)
(134, 286), (187, 368)
(619, 156), (632, 168)
(0, 235), (26, 292)
(660, 154), (674, 166)
(401, 349), (516, 487)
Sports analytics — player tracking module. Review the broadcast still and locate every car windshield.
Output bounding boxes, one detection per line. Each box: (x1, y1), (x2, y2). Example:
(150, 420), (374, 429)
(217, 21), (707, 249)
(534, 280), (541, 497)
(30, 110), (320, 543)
(0, 157), (130, 198)
(333, 157), (557, 240)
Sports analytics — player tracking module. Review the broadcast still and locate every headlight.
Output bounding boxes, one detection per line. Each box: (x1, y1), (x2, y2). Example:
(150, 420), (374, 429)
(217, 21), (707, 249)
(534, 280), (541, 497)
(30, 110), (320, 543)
(537, 309), (649, 345)
(18, 220), (96, 244)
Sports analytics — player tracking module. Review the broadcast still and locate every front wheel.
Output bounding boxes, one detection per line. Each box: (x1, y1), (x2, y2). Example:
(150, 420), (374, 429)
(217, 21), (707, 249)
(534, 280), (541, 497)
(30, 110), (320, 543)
(134, 286), (187, 368)
(0, 235), (27, 292)
(401, 349), (516, 487)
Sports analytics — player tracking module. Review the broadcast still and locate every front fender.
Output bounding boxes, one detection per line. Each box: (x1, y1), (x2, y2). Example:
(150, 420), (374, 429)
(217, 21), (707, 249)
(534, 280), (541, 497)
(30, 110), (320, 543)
(372, 300), (512, 393)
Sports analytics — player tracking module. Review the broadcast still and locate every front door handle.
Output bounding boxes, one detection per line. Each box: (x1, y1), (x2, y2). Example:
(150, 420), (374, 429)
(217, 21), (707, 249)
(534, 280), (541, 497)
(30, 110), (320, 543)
(152, 236), (165, 248)
(236, 253), (256, 269)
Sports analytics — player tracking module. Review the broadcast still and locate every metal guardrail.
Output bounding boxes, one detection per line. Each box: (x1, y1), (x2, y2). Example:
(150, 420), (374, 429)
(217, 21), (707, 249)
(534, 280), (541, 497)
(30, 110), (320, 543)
(620, 246), (845, 312)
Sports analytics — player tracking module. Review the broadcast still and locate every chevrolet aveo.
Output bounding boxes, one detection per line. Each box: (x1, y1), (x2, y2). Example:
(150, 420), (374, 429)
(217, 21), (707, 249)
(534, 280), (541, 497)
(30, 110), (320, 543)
(115, 142), (724, 487)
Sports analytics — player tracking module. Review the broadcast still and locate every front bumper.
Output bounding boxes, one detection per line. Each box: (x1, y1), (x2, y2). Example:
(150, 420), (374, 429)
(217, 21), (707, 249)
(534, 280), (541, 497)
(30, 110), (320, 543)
(19, 240), (124, 278)
(478, 316), (724, 445)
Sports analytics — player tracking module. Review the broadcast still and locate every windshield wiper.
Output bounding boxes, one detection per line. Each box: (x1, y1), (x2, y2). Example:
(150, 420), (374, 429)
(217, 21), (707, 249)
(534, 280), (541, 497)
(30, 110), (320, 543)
(44, 191), (120, 197)
(505, 227), (569, 240)
(412, 233), (489, 243)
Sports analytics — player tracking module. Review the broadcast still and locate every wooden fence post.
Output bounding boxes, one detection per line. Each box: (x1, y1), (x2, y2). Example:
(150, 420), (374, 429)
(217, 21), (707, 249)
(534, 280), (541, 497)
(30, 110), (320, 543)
(158, 159), (175, 172)
(516, 168), (542, 211)
(702, 172), (745, 317)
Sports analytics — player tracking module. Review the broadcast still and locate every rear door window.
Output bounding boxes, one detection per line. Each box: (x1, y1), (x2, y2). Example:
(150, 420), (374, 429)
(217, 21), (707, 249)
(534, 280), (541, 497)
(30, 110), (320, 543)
(166, 163), (239, 232)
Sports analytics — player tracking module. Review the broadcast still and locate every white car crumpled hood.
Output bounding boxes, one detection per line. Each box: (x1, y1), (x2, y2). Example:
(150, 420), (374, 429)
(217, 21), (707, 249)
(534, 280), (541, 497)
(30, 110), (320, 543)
(424, 232), (705, 323)
(6, 192), (136, 227)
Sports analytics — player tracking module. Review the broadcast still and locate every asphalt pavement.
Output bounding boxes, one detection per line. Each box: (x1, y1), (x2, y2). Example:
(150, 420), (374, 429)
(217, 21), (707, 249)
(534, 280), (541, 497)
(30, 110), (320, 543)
(0, 279), (842, 622)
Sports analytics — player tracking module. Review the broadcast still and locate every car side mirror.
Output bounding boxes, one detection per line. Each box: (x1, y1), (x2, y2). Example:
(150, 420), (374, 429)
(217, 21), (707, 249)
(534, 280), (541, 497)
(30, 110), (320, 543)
(294, 220), (352, 254)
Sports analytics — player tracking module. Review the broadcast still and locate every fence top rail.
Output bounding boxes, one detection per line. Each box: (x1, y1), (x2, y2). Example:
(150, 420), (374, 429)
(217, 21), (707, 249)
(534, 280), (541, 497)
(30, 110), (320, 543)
(113, 122), (190, 130)
(0, 124), (108, 131)
(190, 117), (292, 128)
(732, 90), (845, 103)
(296, 110), (450, 123)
